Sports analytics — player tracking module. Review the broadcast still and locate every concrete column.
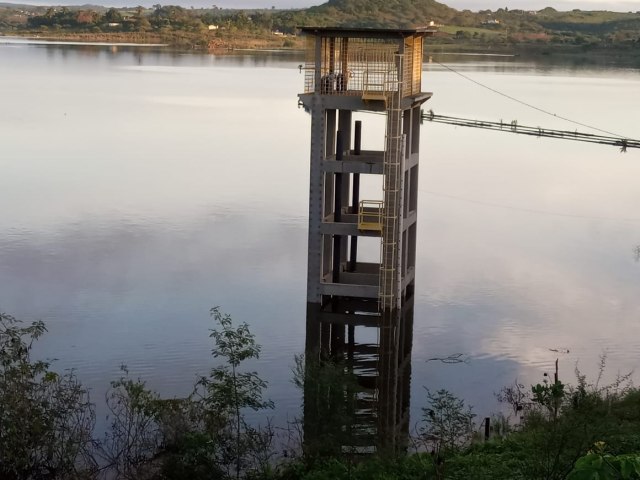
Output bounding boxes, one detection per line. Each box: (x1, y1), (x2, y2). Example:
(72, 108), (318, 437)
(307, 97), (326, 304)
(314, 36), (322, 92)
(332, 132), (344, 284)
(338, 110), (351, 267)
(411, 104), (421, 154)
(349, 120), (362, 272)
(305, 302), (321, 353)
(322, 109), (337, 279)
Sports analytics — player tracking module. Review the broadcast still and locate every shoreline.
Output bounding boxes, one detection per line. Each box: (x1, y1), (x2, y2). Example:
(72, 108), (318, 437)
(3, 31), (640, 66)
(0, 30), (306, 52)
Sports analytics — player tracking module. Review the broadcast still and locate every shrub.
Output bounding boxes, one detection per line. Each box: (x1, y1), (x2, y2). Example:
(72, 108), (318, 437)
(0, 312), (95, 479)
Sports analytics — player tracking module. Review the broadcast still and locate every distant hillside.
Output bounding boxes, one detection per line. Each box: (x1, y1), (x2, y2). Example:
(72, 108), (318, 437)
(535, 8), (640, 36)
(0, 2), (103, 9)
(304, 0), (460, 28)
(1, 0), (639, 51)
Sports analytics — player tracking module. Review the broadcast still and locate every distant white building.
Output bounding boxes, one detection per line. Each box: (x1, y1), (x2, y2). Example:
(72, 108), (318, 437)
(208, 24), (219, 30)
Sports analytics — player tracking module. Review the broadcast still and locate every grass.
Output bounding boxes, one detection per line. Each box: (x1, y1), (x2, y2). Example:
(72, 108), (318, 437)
(439, 25), (504, 37)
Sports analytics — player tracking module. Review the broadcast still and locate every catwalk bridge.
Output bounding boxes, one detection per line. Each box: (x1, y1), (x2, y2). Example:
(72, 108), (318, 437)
(422, 110), (640, 152)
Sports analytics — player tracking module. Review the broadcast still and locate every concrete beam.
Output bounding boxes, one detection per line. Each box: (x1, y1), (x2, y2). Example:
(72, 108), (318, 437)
(316, 311), (380, 327)
(401, 267), (415, 291)
(327, 297), (379, 314)
(320, 221), (381, 238)
(340, 271), (379, 286)
(320, 282), (378, 298)
(298, 92), (433, 113)
(406, 152), (419, 170)
(322, 160), (384, 175)
(402, 209), (417, 230)
(345, 150), (385, 163)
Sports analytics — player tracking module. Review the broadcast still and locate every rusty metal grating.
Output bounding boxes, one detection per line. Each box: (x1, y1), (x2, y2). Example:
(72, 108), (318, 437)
(303, 35), (422, 98)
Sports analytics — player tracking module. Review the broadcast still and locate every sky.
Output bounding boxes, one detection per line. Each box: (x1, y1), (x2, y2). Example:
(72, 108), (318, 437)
(13, 0), (640, 13)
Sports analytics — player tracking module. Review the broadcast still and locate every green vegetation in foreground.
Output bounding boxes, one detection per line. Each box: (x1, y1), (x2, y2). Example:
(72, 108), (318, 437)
(1, 0), (640, 52)
(2, 309), (640, 479)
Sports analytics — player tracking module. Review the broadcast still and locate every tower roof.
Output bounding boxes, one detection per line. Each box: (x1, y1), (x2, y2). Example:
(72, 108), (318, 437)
(298, 26), (436, 38)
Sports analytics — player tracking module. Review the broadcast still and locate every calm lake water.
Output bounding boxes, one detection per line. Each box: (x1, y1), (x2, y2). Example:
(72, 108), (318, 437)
(1, 37), (639, 428)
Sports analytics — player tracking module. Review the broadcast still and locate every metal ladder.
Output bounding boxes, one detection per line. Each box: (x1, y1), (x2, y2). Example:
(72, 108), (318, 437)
(375, 54), (405, 451)
(378, 53), (404, 314)
(350, 52), (405, 451)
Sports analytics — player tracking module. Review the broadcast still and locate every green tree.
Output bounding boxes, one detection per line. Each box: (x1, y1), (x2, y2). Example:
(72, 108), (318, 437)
(195, 307), (274, 479)
(420, 389), (476, 454)
(0, 313), (95, 479)
(103, 7), (123, 23)
(133, 6), (152, 31)
(95, 366), (165, 479)
(418, 389), (475, 479)
(568, 444), (640, 480)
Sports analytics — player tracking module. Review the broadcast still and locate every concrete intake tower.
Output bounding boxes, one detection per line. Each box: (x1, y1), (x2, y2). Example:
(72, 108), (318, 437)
(299, 26), (434, 452)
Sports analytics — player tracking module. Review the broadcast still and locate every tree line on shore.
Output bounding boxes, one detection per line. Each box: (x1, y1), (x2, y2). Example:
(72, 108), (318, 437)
(2, 308), (640, 479)
(1, 0), (640, 50)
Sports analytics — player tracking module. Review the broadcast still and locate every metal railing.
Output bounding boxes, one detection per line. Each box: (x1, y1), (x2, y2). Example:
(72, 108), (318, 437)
(358, 200), (384, 232)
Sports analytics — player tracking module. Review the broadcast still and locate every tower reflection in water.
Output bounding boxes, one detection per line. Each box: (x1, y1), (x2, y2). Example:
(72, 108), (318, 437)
(304, 300), (415, 455)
